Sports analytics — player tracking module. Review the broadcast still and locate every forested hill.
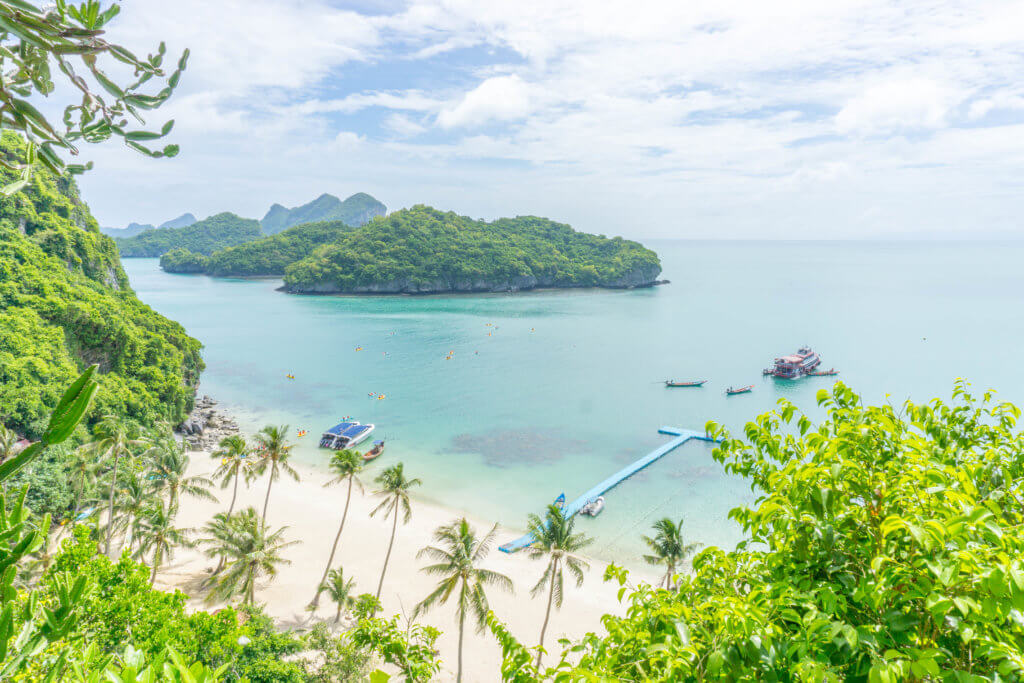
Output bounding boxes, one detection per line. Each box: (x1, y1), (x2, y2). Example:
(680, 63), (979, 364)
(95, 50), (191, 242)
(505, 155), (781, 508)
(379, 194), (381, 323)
(161, 219), (356, 276)
(116, 212), (262, 257)
(0, 131), (203, 437)
(282, 205), (662, 294)
(260, 192), (385, 234)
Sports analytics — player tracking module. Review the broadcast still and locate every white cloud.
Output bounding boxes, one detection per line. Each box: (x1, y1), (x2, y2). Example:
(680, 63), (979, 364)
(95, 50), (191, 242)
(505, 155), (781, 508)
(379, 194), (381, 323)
(72, 0), (1024, 239)
(437, 75), (532, 128)
(835, 78), (964, 134)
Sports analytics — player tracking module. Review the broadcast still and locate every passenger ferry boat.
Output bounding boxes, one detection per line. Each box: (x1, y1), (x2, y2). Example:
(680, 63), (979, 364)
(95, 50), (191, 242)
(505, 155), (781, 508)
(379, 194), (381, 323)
(763, 346), (822, 379)
(319, 421), (375, 450)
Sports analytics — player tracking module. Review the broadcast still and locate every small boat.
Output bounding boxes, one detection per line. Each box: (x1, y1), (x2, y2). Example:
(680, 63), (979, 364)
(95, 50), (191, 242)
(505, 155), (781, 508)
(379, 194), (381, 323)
(319, 421), (376, 450)
(580, 496), (605, 517)
(363, 440), (385, 462)
(554, 493), (566, 510)
(665, 379), (707, 387)
(725, 385), (754, 395)
(808, 368), (839, 377)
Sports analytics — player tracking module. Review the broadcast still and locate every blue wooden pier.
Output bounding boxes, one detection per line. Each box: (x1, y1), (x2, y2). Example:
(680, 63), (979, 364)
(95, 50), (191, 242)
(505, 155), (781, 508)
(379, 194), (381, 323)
(498, 427), (716, 554)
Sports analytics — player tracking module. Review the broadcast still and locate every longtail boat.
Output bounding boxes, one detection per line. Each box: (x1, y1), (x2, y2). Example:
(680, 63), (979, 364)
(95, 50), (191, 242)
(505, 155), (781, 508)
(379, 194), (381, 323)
(665, 379), (707, 387)
(808, 368), (839, 377)
(363, 440), (385, 462)
(725, 385), (754, 395)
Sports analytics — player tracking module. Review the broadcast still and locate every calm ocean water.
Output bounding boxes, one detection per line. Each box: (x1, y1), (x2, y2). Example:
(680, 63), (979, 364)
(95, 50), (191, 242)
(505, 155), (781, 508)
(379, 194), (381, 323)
(122, 240), (1024, 564)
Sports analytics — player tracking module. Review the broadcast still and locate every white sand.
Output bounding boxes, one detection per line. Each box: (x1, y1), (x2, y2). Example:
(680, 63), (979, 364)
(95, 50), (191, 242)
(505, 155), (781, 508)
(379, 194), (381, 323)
(158, 449), (658, 682)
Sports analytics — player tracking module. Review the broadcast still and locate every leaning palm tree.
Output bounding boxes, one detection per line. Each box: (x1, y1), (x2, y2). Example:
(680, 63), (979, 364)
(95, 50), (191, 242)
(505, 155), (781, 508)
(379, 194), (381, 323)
(252, 425), (298, 527)
(414, 518), (513, 683)
(89, 416), (147, 557)
(321, 567), (357, 623)
(67, 444), (102, 516)
(211, 434), (253, 519)
(147, 437), (216, 512)
(116, 471), (154, 554)
(641, 517), (702, 590)
(135, 500), (194, 586)
(309, 449), (363, 609)
(210, 507), (298, 606)
(370, 462), (421, 601)
(525, 504), (592, 667)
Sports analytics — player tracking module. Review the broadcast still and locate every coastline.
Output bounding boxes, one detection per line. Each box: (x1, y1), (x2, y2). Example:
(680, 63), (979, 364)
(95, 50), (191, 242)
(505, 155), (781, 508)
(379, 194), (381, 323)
(164, 404), (658, 681)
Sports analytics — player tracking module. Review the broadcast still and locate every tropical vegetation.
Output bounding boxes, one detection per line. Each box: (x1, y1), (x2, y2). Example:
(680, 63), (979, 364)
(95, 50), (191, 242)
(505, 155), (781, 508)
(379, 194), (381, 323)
(183, 219), (359, 276)
(160, 247), (210, 273)
(116, 212), (262, 257)
(282, 204), (663, 293)
(0, 131), (203, 438)
(371, 462), (421, 600)
(641, 517), (701, 590)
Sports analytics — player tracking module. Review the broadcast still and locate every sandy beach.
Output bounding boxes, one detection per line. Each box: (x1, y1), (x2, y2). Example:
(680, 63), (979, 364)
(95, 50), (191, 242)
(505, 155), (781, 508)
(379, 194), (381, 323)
(158, 438), (658, 681)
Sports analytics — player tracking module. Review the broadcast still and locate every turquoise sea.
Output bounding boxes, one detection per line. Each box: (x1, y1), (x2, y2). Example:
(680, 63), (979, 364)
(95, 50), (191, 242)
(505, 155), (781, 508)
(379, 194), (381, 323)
(123, 240), (1024, 564)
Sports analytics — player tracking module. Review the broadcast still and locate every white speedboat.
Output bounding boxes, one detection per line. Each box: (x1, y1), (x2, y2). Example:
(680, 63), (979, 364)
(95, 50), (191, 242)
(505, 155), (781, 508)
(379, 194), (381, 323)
(580, 496), (605, 517)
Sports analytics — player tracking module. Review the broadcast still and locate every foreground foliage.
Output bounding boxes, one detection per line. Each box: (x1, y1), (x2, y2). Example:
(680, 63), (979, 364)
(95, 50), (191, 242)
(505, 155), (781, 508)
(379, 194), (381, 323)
(282, 205), (662, 293)
(529, 382), (1024, 681)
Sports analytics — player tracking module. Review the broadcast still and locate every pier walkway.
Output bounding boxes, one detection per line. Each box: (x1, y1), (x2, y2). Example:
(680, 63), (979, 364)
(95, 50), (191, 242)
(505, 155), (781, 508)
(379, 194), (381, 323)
(498, 427), (716, 554)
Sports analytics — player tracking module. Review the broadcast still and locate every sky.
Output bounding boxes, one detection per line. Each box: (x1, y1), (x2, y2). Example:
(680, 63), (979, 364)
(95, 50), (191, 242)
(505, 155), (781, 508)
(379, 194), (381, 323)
(73, 0), (1024, 239)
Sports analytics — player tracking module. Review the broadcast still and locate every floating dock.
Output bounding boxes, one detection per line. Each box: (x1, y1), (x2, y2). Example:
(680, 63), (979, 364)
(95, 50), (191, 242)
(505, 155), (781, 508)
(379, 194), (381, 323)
(499, 427), (716, 553)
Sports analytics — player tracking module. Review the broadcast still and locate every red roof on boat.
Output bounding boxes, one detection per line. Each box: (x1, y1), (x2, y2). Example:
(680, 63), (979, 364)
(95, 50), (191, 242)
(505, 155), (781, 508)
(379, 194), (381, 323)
(779, 355), (802, 363)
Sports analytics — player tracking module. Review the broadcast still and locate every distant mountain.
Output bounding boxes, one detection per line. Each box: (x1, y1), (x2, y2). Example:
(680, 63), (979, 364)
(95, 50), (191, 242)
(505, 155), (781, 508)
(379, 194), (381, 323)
(159, 213), (197, 230)
(260, 192), (385, 234)
(116, 212), (262, 257)
(101, 222), (154, 238)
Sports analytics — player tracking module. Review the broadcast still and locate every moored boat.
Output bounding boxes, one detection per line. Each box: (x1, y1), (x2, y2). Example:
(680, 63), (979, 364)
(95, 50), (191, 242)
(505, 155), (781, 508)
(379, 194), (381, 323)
(726, 385), (754, 395)
(363, 440), (385, 461)
(319, 421), (376, 450)
(665, 379), (707, 387)
(580, 496), (605, 516)
(764, 346), (822, 379)
(808, 368), (839, 377)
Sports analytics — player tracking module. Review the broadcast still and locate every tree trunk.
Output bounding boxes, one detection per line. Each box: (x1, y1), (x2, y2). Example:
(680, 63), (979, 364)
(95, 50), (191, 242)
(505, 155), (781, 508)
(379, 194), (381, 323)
(335, 603), (342, 623)
(104, 449), (122, 557)
(375, 503), (399, 601)
(260, 465), (275, 528)
(213, 469), (242, 577)
(457, 602), (466, 683)
(150, 543), (162, 586)
(310, 476), (354, 608)
(246, 565), (255, 605)
(536, 559), (558, 668)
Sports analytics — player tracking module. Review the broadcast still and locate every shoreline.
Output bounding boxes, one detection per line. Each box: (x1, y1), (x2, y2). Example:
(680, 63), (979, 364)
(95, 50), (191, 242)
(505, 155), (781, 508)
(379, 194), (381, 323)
(166, 404), (658, 681)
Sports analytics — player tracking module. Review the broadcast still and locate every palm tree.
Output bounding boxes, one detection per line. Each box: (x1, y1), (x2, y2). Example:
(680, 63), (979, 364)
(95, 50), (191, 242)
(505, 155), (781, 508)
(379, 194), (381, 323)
(321, 568), (357, 623)
(309, 449), (363, 609)
(135, 500), (194, 586)
(67, 444), (102, 516)
(117, 471), (153, 553)
(199, 511), (236, 582)
(414, 518), (513, 683)
(641, 517), (702, 590)
(211, 434), (252, 519)
(209, 507), (298, 605)
(90, 416), (147, 557)
(370, 462), (421, 601)
(147, 437), (216, 512)
(525, 504), (592, 667)
(252, 425), (298, 527)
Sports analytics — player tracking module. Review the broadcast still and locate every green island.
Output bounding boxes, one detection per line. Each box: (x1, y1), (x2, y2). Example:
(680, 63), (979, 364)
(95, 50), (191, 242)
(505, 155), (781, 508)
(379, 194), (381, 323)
(282, 205), (663, 294)
(161, 219), (356, 276)
(261, 192), (386, 234)
(115, 212), (262, 257)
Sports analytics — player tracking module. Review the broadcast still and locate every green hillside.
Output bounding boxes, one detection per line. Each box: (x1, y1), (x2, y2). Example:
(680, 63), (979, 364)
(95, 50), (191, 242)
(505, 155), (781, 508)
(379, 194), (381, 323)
(282, 205), (662, 294)
(260, 192), (385, 234)
(163, 219), (356, 276)
(0, 132), (203, 438)
(116, 212), (261, 257)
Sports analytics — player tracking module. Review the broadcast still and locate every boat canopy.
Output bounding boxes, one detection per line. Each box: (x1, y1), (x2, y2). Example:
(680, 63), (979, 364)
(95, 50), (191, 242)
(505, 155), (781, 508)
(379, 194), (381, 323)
(341, 424), (371, 438)
(323, 421), (357, 436)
